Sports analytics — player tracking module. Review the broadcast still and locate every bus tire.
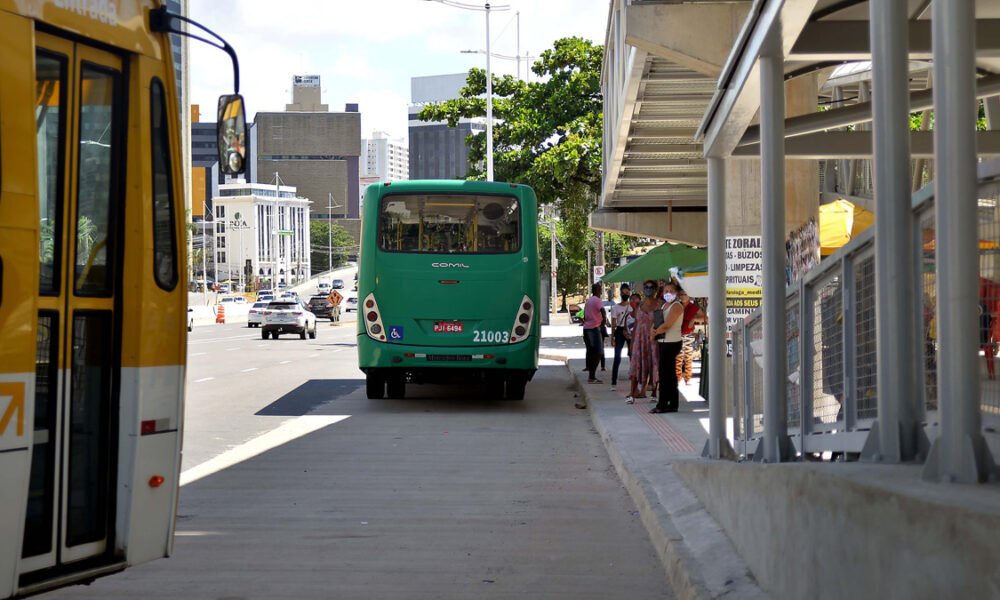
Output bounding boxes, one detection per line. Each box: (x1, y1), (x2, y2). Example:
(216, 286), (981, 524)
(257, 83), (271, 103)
(386, 377), (406, 399)
(261, 330), (268, 340)
(366, 373), (385, 399)
(505, 376), (527, 400)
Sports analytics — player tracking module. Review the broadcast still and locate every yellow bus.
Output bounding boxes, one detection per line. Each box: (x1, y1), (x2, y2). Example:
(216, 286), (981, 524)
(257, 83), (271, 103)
(0, 2), (244, 597)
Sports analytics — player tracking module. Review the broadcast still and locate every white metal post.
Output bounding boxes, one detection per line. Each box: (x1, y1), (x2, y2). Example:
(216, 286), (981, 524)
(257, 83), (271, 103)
(756, 20), (793, 463)
(328, 193), (333, 273)
(550, 207), (558, 316)
(485, 2), (494, 181)
(704, 157), (735, 459)
(923, 0), (997, 483)
(863, 0), (926, 463)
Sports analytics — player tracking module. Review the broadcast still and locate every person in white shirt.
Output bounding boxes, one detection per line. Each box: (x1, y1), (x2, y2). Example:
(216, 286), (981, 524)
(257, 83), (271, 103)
(609, 284), (632, 390)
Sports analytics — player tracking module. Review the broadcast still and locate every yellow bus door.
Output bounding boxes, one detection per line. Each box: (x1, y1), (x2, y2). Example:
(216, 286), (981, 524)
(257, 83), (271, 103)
(21, 33), (124, 576)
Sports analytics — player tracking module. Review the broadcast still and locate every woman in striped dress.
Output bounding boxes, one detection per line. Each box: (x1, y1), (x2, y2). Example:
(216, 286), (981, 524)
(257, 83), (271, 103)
(628, 280), (662, 403)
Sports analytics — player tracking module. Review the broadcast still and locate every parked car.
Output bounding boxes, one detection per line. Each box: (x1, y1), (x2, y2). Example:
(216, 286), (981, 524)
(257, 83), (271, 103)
(218, 283), (231, 294)
(344, 296), (358, 312)
(331, 279), (345, 290)
(247, 301), (269, 327)
(218, 295), (247, 304)
(187, 307), (194, 332)
(307, 295), (340, 322)
(262, 300), (317, 340)
(257, 288), (273, 299)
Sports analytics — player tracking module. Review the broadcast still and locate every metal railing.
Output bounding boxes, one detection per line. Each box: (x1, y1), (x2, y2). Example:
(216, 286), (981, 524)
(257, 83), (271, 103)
(730, 160), (1000, 460)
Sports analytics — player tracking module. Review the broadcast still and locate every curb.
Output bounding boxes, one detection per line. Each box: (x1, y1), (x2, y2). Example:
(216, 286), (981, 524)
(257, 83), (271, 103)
(562, 356), (767, 600)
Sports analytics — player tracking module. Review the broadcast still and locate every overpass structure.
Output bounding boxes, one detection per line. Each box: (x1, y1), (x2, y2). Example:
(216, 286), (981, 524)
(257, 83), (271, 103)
(599, 1), (1000, 596)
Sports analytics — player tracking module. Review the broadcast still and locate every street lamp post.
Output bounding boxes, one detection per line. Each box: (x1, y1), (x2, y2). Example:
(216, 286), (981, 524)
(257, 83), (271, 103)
(425, 0), (509, 181)
(327, 193), (342, 273)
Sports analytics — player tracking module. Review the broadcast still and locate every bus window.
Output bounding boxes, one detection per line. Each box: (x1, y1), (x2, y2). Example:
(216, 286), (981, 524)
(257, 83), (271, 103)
(74, 64), (121, 296)
(36, 51), (67, 296)
(378, 194), (520, 254)
(150, 78), (178, 290)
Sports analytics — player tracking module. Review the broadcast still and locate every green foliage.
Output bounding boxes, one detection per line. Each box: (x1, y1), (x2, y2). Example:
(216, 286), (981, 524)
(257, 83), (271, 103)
(420, 36), (644, 300)
(310, 221), (355, 273)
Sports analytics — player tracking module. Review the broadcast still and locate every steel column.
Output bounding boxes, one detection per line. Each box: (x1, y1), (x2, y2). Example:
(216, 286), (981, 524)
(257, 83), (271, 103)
(703, 157), (735, 459)
(923, 0), (997, 483)
(756, 22), (793, 463)
(862, 0), (926, 463)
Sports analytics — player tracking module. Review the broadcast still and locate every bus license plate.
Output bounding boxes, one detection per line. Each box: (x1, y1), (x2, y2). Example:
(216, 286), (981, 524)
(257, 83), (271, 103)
(433, 321), (464, 333)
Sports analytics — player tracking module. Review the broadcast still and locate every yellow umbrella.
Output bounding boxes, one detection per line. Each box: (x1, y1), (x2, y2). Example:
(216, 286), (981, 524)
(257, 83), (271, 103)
(820, 199), (874, 256)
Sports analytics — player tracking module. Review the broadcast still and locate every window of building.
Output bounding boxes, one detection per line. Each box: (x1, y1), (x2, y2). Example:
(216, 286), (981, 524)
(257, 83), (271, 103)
(216, 222), (225, 234)
(218, 251), (226, 263)
(216, 205), (225, 218)
(217, 236), (226, 249)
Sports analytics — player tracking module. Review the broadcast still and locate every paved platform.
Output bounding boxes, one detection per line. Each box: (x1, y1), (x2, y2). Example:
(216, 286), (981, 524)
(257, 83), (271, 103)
(540, 327), (765, 599)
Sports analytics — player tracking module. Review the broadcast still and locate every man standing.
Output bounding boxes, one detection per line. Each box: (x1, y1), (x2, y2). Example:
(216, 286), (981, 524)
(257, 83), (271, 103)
(583, 282), (607, 384)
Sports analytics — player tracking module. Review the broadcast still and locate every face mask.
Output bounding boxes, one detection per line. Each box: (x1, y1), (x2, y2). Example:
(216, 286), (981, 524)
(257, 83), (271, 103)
(643, 288), (655, 298)
(663, 293), (676, 303)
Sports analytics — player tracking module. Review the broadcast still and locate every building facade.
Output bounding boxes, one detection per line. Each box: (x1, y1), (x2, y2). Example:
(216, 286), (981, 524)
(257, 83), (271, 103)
(360, 131), (408, 206)
(211, 181), (311, 290)
(408, 73), (483, 180)
(255, 75), (361, 221)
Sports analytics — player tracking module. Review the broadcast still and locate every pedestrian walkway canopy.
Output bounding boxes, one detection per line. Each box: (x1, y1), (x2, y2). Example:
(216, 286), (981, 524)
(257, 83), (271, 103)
(601, 243), (707, 283)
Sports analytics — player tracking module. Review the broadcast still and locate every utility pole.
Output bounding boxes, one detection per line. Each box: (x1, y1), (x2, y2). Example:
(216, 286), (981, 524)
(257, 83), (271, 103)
(328, 192), (333, 272)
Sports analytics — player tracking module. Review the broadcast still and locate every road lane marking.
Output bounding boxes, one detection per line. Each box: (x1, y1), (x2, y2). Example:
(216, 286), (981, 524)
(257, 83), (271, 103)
(308, 354), (319, 358)
(225, 347), (241, 352)
(240, 368), (258, 373)
(193, 377), (215, 383)
(279, 360), (291, 365)
(190, 352), (207, 357)
(188, 335), (258, 345)
(179, 415), (350, 486)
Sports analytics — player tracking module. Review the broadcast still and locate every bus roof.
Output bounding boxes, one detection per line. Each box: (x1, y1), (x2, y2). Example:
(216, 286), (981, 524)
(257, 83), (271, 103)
(369, 180), (528, 195)
(1, 0), (168, 59)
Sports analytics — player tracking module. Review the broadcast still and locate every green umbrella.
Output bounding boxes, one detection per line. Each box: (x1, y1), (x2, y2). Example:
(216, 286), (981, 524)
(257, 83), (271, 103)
(601, 243), (707, 283)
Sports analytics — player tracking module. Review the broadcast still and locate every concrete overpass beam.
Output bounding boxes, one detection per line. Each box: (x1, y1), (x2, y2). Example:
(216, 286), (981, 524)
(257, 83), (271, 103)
(624, 4), (751, 78)
(590, 209), (707, 247)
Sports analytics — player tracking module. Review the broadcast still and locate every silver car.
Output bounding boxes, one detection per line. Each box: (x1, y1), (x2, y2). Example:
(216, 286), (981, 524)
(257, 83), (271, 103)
(247, 301), (269, 328)
(261, 300), (317, 340)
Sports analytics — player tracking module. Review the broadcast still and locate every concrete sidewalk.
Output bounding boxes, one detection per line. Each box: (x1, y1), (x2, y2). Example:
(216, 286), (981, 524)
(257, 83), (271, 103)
(540, 324), (765, 599)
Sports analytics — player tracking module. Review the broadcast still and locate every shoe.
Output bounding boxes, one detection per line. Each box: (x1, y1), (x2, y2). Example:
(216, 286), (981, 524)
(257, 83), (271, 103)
(625, 396), (635, 404)
(574, 402), (587, 410)
(587, 378), (604, 384)
(649, 407), (667, 414)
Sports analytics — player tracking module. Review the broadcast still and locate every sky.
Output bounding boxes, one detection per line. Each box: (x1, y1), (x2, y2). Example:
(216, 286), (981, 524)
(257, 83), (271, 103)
(189, 0), (609, 142)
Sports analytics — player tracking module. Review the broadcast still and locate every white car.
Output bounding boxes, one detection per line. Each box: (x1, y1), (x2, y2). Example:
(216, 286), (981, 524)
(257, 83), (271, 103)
(257, 294), (274, 303)
(247, 301), (269, 327)
(317, 282), (332, 295)
(262, 300), (317, 340)
(218, 295), (247, 304)
(344, 296), (358, 312)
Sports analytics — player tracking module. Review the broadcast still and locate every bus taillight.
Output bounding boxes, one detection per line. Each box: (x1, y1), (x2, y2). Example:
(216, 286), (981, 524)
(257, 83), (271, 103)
(509, 295), (534, 343)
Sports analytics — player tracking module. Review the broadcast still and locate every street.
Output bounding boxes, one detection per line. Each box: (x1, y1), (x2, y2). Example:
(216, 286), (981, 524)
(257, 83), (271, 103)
(51, 319), (672, 599)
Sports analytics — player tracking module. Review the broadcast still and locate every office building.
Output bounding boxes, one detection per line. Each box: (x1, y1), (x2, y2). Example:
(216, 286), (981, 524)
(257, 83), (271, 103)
(360, 131), (408, 205)
(211, 180), (312, 289)
(255, 76), (361, 225)
(408, 73), (484, 180)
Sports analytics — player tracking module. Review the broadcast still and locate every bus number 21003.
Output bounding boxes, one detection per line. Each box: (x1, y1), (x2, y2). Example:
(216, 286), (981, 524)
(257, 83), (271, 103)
(472, 330), (510, 343)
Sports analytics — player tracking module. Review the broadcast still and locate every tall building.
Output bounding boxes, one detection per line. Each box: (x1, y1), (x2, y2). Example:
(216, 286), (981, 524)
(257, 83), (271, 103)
(211, 180), (312, 288)
(408, 73), (483, 180)
(362, 131), (409, 181)
(255, 76), (361, 226)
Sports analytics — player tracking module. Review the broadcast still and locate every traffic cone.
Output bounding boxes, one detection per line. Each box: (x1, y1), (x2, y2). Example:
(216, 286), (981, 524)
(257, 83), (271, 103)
(216, 304), (226, 324)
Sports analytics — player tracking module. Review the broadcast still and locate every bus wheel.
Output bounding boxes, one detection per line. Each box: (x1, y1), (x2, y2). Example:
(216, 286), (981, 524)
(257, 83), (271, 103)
(366, 373), (385, 399)
(386, 377), (406, 399)
(505, 376), (527, 400)
(261, 329), (269, 340)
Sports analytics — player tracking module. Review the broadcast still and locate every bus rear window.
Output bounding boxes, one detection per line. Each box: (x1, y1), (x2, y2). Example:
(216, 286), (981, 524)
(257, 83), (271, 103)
(378, 194), (520, 254)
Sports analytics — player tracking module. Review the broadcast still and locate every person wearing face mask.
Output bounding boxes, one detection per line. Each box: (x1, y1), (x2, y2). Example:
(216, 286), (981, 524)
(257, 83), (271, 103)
(649, 282), (685, 413)
(627, 280), (662, 403)
(609, 285), (632, 391)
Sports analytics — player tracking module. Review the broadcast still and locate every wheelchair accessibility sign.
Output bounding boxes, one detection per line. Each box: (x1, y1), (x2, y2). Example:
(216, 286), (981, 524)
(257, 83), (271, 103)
(388, 326), (404, 341)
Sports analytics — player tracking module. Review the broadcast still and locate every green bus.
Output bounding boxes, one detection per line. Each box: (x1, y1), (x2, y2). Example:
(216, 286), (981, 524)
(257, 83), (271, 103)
(357, 180), (540, 400)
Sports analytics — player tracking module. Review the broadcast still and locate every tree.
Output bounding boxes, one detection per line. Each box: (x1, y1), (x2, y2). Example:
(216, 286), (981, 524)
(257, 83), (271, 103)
(419, 37), (644, 294)
(310, 220), (355, 273)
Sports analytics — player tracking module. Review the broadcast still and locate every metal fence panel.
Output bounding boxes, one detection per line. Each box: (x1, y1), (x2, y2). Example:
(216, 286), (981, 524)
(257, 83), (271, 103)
(918, 210), (939, 414)
(787, 300), (801, 430)
(978, 184), (1000, 423)
(812, 273), (844, 428)
(854, 253), (878, 422)
(748, 316), (764, 437)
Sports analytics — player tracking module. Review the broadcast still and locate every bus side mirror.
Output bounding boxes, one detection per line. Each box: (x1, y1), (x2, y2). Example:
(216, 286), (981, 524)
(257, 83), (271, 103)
(217, 94), (247, 175)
